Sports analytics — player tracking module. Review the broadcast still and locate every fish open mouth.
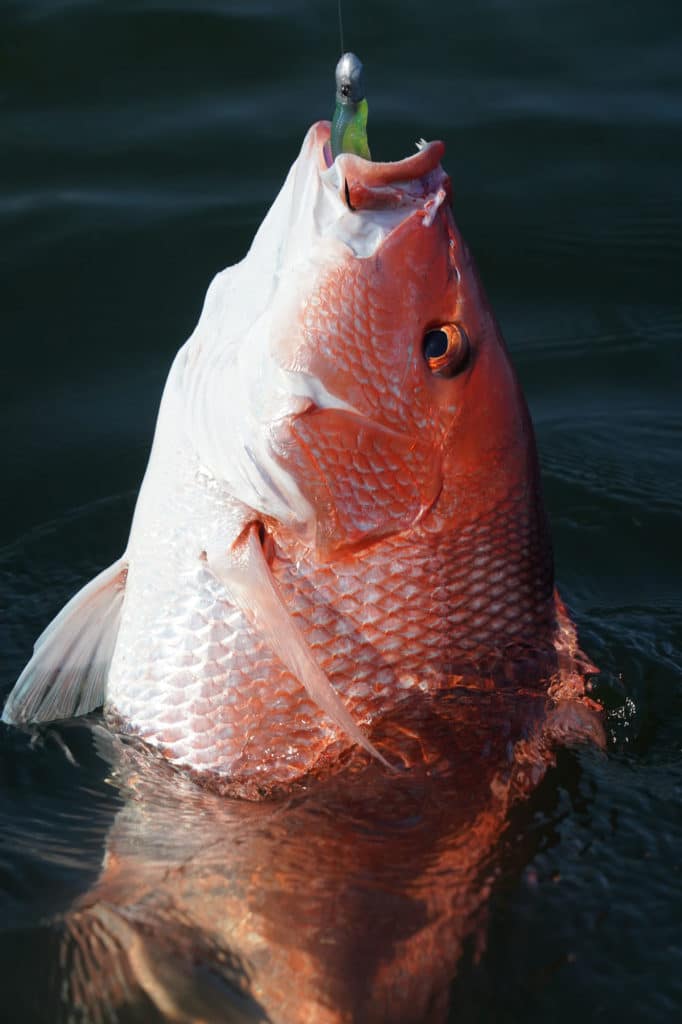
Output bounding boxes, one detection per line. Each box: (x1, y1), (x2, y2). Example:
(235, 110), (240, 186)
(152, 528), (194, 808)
(313, 121), (451, 213)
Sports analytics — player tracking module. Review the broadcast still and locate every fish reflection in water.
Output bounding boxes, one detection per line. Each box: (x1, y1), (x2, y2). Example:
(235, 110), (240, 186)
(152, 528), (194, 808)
(20, 685), (602, 1024)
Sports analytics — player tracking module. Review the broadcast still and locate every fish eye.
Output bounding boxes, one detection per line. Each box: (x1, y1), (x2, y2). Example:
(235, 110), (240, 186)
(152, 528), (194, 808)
(422, 324), (470, 378)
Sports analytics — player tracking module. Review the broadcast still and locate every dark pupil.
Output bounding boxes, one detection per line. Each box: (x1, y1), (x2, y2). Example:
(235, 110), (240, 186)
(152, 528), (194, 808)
(423, 329), (449, 360)
(341, 83), (351, 97)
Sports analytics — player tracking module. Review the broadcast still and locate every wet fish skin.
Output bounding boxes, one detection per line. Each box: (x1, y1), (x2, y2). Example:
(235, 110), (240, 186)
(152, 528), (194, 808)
(3, 122), (585, 793)
(107, 126), (555, 789)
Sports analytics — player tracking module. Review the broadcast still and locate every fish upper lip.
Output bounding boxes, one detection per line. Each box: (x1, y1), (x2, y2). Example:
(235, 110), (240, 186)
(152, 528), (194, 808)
(314, 120), (445, 181)
(312, 121), (450, 208)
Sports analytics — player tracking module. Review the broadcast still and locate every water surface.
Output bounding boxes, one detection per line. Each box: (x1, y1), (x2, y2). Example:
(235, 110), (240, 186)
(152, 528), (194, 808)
(1, 1), (681, 1020)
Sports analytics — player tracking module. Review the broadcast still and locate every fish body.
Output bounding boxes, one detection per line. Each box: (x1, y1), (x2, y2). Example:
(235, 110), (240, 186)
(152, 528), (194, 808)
(3, 121), (580, 795)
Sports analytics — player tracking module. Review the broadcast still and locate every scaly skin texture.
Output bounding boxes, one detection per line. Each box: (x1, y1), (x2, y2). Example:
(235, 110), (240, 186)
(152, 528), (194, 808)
(107, 151), (561, 796)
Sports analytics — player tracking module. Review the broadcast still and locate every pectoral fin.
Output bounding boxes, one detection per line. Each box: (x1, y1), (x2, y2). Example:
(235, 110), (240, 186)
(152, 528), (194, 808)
(207, 526), (389, 768)
(2, 558), (128, 725)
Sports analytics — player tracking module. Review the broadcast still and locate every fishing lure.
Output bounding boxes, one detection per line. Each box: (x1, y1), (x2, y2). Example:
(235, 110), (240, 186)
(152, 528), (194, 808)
(331, 51), (371, 160)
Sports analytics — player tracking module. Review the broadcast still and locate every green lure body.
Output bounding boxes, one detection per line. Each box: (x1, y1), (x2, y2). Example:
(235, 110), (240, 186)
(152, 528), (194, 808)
(331, 53), (371, 161)
(331, 97), (371, 160)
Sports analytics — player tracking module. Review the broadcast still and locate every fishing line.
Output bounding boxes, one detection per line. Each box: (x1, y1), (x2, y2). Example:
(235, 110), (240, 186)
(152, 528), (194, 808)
(338, 0), (344, 55)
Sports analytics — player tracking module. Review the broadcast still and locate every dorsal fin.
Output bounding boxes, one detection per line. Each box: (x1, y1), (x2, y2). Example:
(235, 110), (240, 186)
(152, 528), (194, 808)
(2, 558), (128, 725)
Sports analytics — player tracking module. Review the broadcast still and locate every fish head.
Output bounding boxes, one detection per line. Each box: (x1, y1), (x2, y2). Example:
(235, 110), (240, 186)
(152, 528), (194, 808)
(187, 122), (540, 560)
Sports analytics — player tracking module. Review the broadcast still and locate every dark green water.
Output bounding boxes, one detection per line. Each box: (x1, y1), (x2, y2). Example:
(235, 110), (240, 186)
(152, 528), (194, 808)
(1, 1), (681, 1021)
